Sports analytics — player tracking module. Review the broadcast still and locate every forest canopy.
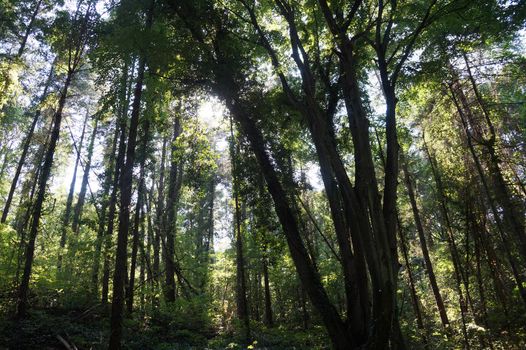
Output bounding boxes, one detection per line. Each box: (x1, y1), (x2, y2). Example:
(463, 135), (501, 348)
(0, 0), (525, 349)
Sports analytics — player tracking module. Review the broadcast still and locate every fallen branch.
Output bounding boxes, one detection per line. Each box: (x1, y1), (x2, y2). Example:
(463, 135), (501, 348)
(56, 335), (78, 350)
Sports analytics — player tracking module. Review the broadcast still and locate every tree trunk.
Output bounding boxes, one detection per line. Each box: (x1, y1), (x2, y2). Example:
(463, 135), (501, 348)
(71, 118), (99, 235)
(126, 118), (150, 314)
(397, 218), (427, 346)
(401, 153), (450, 330)
(102, 64), (131, 305)
(224, 92), (353, 349)
(14, 133), (48, 286)
(422, 136), (473, 344)
(16, 71), (74, 318)
(126, 174), (144, 314)
(263, 253), (273, 327)
(231, 121), (250, 342)
(449, 82), (526, 305)
(16, 0), (42, 58)
(163, 116), (182, 303)
(153, 136), (167, 289)
(58, 112), (89, 271)
(91, 123), (120, 297)
(1, 61), (54, 224)
(463, 54), (526, 259)
(108, 43), (149, 348)
(246, 5), (374, 341)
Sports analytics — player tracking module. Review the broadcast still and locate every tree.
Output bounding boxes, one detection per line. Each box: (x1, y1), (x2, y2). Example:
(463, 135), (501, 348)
(16, 1), (95, 318)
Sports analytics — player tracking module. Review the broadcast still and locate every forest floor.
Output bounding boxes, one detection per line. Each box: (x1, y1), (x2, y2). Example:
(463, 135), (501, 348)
(0, 306), (329, 350)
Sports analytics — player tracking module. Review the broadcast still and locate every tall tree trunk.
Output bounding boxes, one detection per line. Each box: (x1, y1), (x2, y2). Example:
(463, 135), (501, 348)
(126, 118), (150, 314)
(1, 61), (54, 224)
(422, 136), (474, 342)
(101, 127), (124, 304)
(144, 193), (155, 300)
(14, 165), (41, 286)
(472, 200), (510, 316)
(139, 223), (146, 312)
(14, 134), (48, 286)
(401, 154), (450, 330)
(231, 121), (250, 342)
(13, 121), (52, 239)
(463, 54), (526, 258)
(16, 70), (74, 318)
(16, 0), (42, 58)
(153, 136), (167, 289)
(126, 173), (144, 314)
(102, 63), (132, 305)
(316, 5), (403, 346)
(108, 42), (150, 349)
(71, 119), (99, 235)
(163, 116), (182, 303)
(472, 214), (494, 347)
(243, 5), (372, 341)
(91, 123), (119, 297)
(262, 252), (273, 327)
(58, 112), (89, 271)
(448, 82), (526, 305)
(223, 91), (353, 349)
(397, 218), (427, 346)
